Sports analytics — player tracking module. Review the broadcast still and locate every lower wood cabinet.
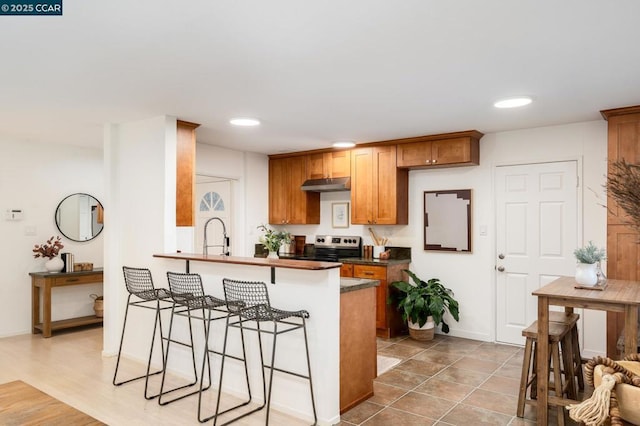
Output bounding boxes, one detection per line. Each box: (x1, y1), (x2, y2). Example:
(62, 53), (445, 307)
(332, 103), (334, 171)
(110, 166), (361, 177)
(341, 262), (409, 338)
(340, 286), (376, 413)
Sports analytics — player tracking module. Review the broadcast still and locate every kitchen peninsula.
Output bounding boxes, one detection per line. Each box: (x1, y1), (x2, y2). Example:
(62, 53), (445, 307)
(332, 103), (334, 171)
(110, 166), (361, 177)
(153, 253), (376, 425)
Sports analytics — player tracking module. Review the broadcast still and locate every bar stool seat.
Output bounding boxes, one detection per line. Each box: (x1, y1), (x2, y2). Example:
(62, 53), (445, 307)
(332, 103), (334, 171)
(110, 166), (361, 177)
(517, 317), (577, 425)
(113, 266), (173, 399)
(213, 278), (317, 425)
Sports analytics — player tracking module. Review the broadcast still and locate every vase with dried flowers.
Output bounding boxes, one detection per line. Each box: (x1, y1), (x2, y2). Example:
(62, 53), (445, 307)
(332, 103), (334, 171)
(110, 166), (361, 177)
(33, 236), (65, 272)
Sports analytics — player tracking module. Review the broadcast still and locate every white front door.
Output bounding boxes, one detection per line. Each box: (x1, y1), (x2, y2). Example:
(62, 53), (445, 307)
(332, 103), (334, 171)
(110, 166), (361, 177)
(495, 161), (578, 344)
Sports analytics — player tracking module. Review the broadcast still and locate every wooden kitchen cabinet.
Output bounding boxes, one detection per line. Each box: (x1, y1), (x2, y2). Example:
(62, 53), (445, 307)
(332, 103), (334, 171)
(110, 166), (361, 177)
(340, 285), (376, 412)
(341, 262), (409, 338)
(350, 146), (408, 225)
(269, 156), (320, 224)
(396, 131), (481, 169)
(601, 105), (640, 357)
(306, 150), (351, 179)
(176, 120), (200, 226)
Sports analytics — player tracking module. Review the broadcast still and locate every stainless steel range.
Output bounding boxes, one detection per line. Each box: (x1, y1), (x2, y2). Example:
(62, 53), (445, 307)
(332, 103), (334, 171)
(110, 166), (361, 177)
(308, 235), (362, 262)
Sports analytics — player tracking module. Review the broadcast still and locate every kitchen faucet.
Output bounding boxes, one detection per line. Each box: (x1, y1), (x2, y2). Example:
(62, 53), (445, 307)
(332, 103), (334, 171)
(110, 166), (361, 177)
(203, 217), (230, 256)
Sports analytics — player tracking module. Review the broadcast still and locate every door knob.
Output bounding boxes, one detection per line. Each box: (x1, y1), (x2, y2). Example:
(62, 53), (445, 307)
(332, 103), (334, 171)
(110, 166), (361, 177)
(497, 266), (505, 272)
(498, 253), (505, 259)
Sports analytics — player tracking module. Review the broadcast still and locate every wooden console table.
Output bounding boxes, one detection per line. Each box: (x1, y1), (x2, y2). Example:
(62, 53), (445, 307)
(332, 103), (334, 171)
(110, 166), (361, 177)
(30, 269), (104, 338)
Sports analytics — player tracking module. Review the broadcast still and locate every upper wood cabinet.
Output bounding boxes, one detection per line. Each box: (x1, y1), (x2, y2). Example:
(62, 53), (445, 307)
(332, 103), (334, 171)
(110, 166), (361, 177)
(269, 156), (320, 224)
(176, 120), (199, 226)
(601, 105), (640, 356)
(350, 146), (408, 225)
(396, 131), (481, 169)
(306, 150), (351, 179)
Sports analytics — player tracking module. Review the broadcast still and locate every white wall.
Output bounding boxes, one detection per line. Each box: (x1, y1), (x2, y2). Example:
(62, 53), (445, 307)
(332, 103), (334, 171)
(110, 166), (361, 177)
(282, 120), (608, 355)
(0, 140), (104, 337)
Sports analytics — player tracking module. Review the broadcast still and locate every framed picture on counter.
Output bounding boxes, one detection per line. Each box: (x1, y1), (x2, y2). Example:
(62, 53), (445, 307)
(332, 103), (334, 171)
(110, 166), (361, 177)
(332, 202), (349, 228)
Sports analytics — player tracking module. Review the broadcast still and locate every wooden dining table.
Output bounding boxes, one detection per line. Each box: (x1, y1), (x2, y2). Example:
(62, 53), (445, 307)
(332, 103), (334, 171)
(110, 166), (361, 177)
(532, 276), (640, 424)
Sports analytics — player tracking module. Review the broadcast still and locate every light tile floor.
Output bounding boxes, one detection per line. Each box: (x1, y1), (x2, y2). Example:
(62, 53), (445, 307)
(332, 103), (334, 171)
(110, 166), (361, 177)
(339, 333), (593, 426)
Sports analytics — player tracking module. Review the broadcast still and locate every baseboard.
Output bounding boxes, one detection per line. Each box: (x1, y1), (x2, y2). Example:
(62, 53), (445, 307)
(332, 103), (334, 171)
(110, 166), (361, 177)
(440, 329), (492, 342)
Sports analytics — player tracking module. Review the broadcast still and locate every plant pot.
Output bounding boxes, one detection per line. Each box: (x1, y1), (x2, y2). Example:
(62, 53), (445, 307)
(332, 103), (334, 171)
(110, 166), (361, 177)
(267, 250), (279, 259)
(44, 257), (64, 273)
(408, 317), (435, 341)
(575, 262), (598, 286)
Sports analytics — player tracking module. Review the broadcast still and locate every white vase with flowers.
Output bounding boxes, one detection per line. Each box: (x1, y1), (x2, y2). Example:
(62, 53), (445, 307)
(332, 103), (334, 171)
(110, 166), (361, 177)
(33, 236), (65, 273)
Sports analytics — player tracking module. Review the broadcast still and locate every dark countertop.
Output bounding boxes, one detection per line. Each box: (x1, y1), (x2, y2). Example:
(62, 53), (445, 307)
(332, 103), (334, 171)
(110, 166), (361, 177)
(29, 268), (104, 278)
(340, 277), (379, 294)
(340, 257), (411, 266)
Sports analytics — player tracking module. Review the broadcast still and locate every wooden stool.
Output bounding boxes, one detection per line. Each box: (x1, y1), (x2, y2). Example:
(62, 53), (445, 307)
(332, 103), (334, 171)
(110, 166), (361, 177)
(517, 319), (576, 425)
(549, 311), (584, 392)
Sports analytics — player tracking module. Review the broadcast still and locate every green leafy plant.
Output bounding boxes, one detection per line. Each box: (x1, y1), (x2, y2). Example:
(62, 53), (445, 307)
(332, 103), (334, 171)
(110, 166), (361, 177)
(257, 224), (292, 252)
(573, 241), (606, 264)
(390, 270), (459, 333)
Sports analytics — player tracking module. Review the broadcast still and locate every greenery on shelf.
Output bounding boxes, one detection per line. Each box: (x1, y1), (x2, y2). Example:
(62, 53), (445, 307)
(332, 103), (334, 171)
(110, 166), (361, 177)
(390, 270), (460, 333)
(573, 241), (606, 264)
(257, 224), (292, 252)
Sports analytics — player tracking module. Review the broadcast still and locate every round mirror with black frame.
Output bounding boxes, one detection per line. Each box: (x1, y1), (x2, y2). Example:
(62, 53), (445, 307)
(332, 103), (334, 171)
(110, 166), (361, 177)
(55, 193), (104, 242)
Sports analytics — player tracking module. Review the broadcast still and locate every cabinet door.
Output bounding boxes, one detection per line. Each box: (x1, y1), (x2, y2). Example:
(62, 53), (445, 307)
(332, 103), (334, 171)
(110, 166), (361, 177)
(350, 148), (374, 224)
(270, 156), (320, 224)
(326, 150), (351, 178)
(288, 156), (320, 224)
(353, 265), (387, 330)
(397, 141), (432, 167)
(306, 153), (325, 180)
(432, 138), (472, 165)
(269, 157), (289, 224)
(373, 146), (405, 225)
(607, 112), (640, 279)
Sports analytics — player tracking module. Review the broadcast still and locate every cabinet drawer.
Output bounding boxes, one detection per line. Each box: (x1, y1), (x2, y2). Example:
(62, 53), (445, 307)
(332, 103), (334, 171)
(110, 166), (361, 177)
(340, 263), (354, 277)
(353, 265), (386, 280)
(53, 274), (102, 286)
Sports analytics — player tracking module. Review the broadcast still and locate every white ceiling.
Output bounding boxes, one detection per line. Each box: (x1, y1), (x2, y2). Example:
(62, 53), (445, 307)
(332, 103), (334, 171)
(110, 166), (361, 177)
(2, 1), (640, 155)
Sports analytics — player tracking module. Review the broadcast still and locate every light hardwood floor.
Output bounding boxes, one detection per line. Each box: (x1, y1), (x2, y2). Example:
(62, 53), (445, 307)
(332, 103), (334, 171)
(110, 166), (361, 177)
(0, 326), (308, 425)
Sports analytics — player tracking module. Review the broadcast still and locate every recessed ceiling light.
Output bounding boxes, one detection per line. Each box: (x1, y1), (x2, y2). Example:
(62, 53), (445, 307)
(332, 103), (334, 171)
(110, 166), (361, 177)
(332, 141), (356, 148)
(230, 117), (260, 126)
(494, 97), (533, 109)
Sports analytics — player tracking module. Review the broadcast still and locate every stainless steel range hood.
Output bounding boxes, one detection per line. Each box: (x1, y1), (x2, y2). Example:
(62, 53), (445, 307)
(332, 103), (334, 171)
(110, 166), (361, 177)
(300, 177), (351, 192)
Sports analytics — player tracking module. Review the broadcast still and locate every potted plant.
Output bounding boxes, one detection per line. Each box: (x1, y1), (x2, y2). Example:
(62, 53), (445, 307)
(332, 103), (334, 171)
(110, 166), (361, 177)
(573, 241), (606, 286)
(32, 235), (65, 272)
(257, 224), (292, 259)
(390, 270), (460, 341)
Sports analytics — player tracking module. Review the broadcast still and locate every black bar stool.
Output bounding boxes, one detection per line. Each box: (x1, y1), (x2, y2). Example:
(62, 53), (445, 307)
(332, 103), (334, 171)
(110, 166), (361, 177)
(162, 272), (251, 421)
(213, 278), (317, 426)
(113, 266), (172, 399)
